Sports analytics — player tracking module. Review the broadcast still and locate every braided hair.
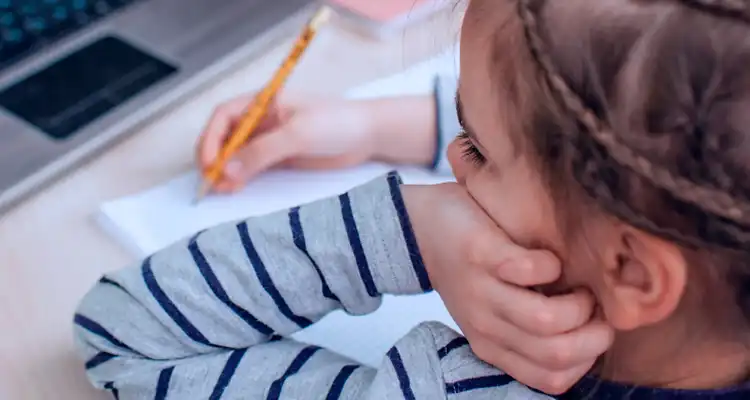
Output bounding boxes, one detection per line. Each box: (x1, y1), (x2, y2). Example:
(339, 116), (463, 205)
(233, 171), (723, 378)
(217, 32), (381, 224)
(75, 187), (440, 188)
(516, 0), (750, 249)
(514, 0), (750, 316)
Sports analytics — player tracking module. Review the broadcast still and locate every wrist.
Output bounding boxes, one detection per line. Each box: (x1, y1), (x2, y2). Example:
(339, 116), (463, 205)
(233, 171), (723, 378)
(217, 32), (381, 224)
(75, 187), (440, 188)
(360, 96), (437, 166)
(345, 174), (433, 294)
(400, 184), (439, 290)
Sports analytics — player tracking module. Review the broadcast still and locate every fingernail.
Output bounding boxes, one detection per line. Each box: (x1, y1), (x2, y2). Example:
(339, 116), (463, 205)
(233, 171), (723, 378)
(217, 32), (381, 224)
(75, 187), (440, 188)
(225, 160), (242, 180)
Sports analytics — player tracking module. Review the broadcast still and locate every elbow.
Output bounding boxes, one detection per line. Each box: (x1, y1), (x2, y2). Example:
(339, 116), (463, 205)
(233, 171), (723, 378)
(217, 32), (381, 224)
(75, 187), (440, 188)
(72, 278), (141, 369)
(72, 281), (138, 391)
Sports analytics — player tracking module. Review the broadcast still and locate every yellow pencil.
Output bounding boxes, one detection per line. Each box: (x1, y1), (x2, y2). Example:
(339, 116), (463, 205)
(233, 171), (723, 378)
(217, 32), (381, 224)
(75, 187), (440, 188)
(195, 7), (332, 204)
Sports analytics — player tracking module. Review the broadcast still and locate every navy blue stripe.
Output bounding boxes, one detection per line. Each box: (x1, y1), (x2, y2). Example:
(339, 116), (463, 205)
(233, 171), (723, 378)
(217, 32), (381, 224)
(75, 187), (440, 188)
(326, 365), (359, 400)
(269, 334), (284, 342)
(267, 346), (321, 399)
(74, 314), (138, 355)
(141, 257), (226, 348)
(236, 222), (313, 328)
(445, 374), (514, 394)
(154, 367), (174, 400)
(289, 207), (339, 302)
(437, 337), (469, 359)
(99, 277), (126, 291)
(209, 348), (247, 400)
(188, 238), (274, 335)
(85, 352), (117, 369)
(386, 172), (432, 292)
(387, 347), (416, 400)
(104, 382), (119, 400)
(338, 193), (378, 297)
(431, 76), (444, 169)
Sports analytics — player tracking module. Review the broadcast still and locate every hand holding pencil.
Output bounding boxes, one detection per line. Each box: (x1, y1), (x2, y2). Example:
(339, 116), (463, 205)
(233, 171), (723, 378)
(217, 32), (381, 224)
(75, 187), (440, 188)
(195, 7), (333, 204)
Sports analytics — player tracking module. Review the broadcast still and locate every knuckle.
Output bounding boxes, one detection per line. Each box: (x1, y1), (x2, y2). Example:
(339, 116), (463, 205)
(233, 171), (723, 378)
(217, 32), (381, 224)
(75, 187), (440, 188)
(544, 374), (572, 395)
(532, 308), (557, 334)
(543, 340), (574, 369)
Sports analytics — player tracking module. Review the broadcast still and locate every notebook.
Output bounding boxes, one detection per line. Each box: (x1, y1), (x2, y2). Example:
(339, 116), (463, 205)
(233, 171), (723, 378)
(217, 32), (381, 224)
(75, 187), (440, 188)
(97, 47), (461, 366)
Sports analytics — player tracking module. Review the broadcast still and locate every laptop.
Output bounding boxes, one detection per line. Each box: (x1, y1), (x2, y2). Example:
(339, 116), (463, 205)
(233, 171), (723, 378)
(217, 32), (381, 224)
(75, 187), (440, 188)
(0, 0), (316, 213)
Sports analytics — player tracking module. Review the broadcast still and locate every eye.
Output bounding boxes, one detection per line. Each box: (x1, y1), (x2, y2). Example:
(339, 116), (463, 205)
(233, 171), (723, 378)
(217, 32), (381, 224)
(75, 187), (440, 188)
(457, 130), (486, 166)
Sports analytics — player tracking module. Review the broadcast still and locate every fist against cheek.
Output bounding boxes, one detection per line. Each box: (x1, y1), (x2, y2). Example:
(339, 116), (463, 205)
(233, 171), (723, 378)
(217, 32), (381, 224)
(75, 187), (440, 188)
(400, 183), (614, 394)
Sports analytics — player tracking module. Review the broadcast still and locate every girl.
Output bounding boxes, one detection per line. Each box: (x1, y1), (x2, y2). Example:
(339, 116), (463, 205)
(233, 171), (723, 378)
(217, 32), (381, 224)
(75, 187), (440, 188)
(75, 0), (750, 398)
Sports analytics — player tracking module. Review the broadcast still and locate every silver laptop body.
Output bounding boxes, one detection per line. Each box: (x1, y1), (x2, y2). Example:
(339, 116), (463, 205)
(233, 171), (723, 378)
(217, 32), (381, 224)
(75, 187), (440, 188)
(0, 0), (315, 213)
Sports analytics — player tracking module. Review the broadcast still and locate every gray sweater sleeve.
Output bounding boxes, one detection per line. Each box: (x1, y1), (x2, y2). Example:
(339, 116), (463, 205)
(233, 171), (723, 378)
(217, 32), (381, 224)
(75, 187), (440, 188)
(74, 173), (550, 400)
(430, 75), (461, 175)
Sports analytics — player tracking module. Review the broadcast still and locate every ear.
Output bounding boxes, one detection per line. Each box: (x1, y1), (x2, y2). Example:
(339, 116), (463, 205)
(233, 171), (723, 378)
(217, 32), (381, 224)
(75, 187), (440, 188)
(598, 228), (688, 331)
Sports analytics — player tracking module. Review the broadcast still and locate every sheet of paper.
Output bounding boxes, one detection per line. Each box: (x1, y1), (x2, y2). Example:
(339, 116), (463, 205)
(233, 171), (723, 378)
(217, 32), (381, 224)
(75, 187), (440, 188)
(99, 164), (449, 257)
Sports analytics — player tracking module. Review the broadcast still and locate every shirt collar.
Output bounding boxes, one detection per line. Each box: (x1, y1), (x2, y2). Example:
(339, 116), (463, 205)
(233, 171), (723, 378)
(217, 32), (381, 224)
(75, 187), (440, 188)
(555, 375), (750, 399)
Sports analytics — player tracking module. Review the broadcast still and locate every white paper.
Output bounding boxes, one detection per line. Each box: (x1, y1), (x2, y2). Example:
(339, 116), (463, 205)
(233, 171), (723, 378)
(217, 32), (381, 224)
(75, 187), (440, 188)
(95, 47), (462, 365)
(98, 164), (449, 257)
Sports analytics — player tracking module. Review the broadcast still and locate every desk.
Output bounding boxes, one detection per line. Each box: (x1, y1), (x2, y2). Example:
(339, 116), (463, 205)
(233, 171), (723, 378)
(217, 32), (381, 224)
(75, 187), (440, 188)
(0, 13), (459, 400)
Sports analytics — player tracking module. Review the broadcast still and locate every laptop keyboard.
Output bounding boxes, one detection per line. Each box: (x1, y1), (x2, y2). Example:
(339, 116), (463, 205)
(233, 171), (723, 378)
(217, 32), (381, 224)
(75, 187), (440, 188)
(0, 0), (142, 71)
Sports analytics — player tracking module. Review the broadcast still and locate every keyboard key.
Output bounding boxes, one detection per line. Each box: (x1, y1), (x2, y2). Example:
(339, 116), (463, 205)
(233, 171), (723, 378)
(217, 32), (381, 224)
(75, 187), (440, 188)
(0, 0), (142, 70)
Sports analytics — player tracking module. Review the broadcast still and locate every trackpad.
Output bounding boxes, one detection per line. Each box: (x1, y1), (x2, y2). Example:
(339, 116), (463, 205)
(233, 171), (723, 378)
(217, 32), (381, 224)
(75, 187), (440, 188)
(0, 36), (178, 140)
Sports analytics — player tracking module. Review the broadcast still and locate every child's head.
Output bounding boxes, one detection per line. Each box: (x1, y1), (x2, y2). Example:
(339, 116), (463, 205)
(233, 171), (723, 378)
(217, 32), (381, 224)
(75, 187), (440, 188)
(452, 0), (750, 388)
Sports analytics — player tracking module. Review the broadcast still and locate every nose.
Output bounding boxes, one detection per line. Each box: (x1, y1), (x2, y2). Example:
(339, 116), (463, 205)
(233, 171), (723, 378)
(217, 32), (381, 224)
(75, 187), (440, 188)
(446, 140), (467, 185)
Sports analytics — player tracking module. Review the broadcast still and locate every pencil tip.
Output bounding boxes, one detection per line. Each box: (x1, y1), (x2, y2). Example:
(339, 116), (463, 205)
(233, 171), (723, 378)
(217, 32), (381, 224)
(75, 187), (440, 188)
(193, 183), (210, 206)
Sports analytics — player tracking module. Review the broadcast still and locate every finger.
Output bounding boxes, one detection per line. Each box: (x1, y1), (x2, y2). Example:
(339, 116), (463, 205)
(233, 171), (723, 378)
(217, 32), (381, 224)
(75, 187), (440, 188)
(468, 316), (612, 372)
(493, 249), (561, 287)
(212, 180), (237, 193)
(222, 127), (301, 183)
(198, 96), (253, 169)
(468, 231), (560, 286)
(484, 281), (598, 335)
(470, 340), (595, 395)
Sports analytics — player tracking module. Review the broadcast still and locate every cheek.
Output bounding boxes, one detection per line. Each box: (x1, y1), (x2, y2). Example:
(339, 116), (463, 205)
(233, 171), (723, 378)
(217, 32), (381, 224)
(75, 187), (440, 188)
(463, 162), (557, 251)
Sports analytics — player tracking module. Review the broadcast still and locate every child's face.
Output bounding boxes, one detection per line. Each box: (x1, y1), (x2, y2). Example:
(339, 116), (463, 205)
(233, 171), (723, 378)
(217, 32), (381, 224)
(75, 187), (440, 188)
(450, 3), (563, 279)
(450, 0), (612, 295)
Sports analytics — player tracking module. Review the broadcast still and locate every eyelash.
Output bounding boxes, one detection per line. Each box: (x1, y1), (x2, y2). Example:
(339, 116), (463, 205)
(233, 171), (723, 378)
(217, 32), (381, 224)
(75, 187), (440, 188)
(457, 130), (486, 166)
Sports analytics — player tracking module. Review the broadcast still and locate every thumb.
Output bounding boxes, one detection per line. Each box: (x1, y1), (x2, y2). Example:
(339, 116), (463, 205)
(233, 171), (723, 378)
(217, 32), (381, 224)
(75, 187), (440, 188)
(223, 128), (300, 183)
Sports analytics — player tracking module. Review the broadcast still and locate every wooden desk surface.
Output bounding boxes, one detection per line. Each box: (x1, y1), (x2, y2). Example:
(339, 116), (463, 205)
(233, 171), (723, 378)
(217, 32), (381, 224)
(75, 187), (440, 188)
(0, 15), (458, 400)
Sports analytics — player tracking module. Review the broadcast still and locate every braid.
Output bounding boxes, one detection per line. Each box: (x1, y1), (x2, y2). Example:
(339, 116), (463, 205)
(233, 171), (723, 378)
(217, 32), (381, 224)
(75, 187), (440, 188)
(679, 0), (750, 22)
(517, 0), (750, 250)
(574, 148), (750, 250)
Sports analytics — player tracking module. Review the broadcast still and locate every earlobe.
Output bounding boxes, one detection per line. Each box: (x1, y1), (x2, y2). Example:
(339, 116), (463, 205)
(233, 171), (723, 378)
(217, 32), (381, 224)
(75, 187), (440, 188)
(600, 230), (688, 331)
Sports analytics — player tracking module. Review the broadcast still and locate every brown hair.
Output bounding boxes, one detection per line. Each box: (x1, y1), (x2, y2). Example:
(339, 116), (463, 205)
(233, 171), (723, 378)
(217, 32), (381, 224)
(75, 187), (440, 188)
(499, 0), (750, 319)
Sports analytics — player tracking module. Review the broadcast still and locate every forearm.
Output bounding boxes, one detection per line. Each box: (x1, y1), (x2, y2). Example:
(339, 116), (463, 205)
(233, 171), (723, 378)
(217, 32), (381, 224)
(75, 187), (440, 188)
(364, 95), (437, 167)
(363, 76), (460, 174)
(80, 321), (535, 399)
(77, 335), (378, 399)
(74, 173), (432, 395)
